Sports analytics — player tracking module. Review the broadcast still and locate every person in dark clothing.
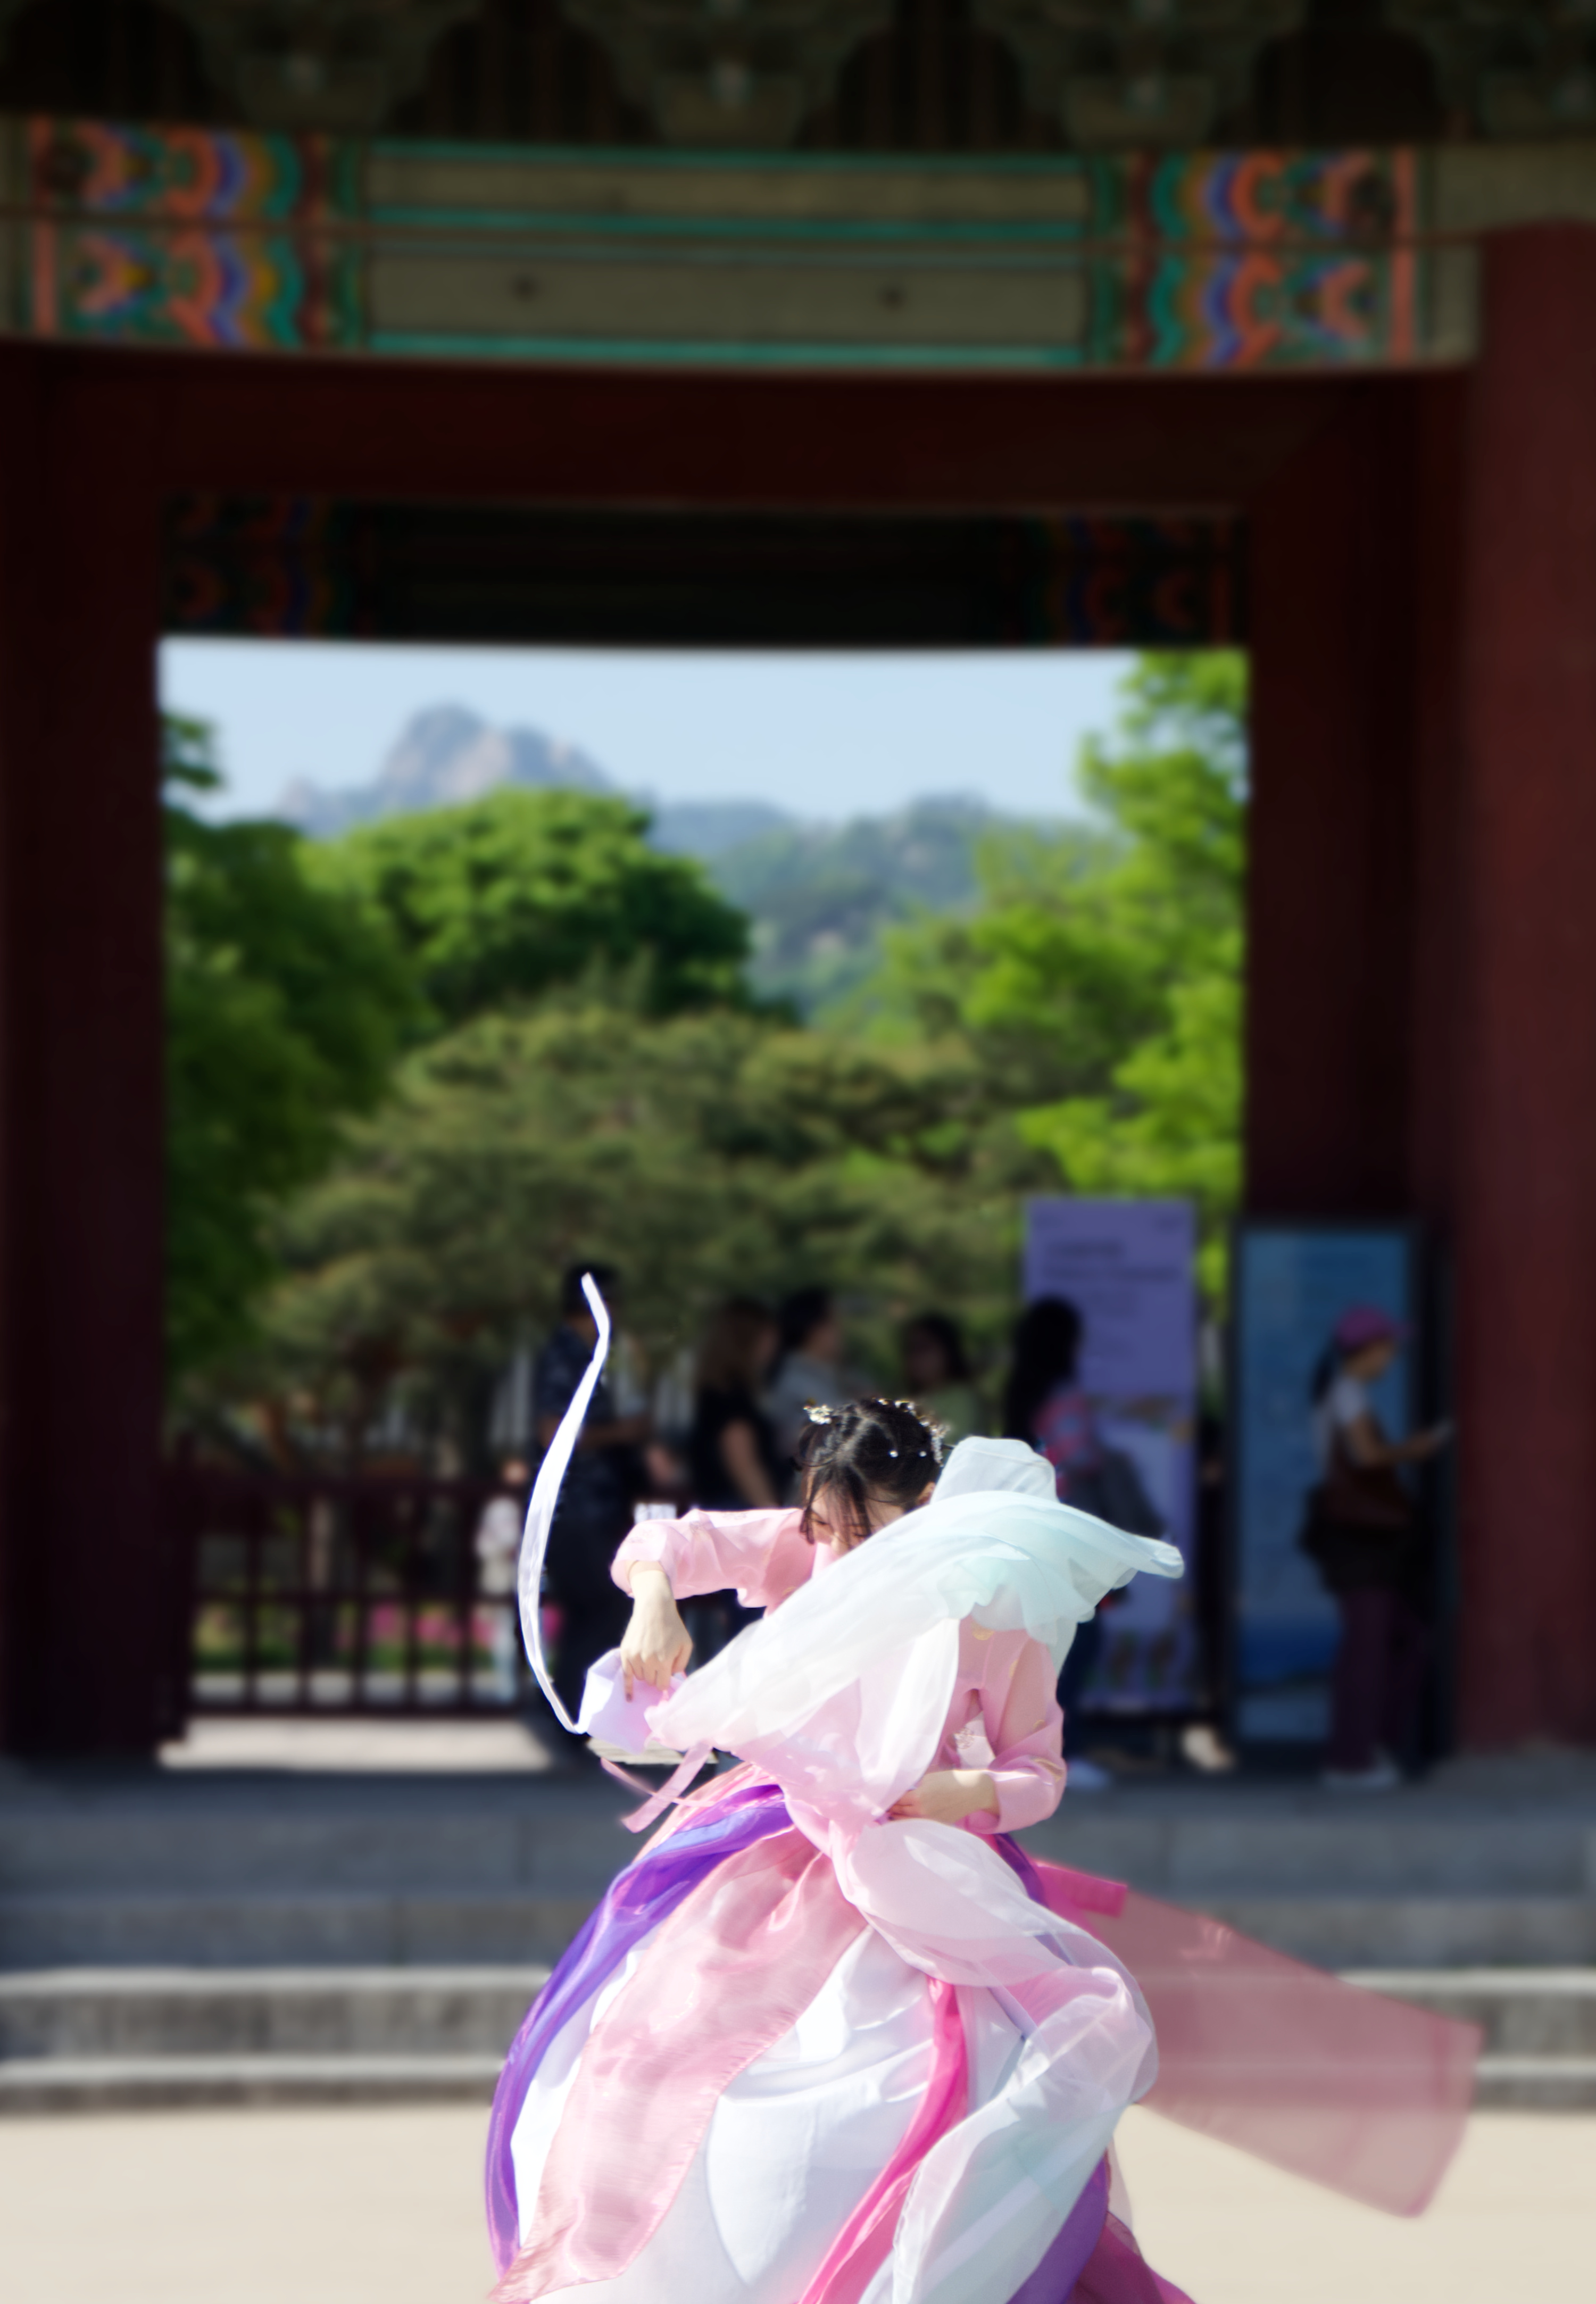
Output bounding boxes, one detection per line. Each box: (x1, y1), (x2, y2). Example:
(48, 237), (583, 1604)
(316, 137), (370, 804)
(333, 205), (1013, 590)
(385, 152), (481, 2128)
(1302, 1305), (1451, 1792)
(689, 1297), (782, 1511)
(684, 1297), (782, 1662)
(534, 1263), (650, 1740)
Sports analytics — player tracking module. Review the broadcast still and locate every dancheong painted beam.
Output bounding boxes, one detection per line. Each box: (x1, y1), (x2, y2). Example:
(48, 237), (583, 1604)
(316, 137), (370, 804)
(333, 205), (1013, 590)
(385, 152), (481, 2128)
(0, 113), (1481, 373)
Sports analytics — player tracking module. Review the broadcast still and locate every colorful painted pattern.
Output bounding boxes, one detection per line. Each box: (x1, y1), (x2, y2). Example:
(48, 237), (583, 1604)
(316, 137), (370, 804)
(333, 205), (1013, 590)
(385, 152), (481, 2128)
(13, 115), (1442, 373)
(165, 497), (371, 636)
(1130, 148), (1419, 245)
(24, 116), (363, 351)
(1088, 247), (1418, 369)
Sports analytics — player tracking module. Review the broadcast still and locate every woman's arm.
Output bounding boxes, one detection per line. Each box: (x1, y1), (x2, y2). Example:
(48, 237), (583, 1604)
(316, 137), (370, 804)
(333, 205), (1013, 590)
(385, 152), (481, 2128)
(611, 1505), (807, 1606)
(718, 1419), (779, 1509)
(619, 1563), (693, 1698)
(886, 1634), (1066, 1831)
(1342, 1412), (1451, 1470)
(976, 1636), (1067, 1832)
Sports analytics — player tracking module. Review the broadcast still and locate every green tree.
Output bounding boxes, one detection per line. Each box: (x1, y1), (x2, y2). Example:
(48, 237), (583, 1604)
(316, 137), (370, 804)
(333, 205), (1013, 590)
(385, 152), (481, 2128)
(1008, 654), (1244, 1297)
(165, 717), (418, 1380)
(307, 788), (752, 1029)
(248, 998), (1042, 1464)
(860, 653), (1246, 1297)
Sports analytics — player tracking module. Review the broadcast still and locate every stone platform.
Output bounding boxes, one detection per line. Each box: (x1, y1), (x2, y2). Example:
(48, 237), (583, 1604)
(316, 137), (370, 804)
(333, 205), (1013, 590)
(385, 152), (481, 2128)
(1, 1742), (1592, 2109)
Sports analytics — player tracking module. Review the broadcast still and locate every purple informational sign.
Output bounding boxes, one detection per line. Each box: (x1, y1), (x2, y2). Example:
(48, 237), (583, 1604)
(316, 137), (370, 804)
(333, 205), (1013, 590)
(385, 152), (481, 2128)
(1024, 1197), (1200, 1714)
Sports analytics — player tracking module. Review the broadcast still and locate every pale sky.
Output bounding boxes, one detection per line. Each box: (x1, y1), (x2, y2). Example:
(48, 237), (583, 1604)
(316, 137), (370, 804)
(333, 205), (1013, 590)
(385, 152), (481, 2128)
(160, 640), (1138, 824)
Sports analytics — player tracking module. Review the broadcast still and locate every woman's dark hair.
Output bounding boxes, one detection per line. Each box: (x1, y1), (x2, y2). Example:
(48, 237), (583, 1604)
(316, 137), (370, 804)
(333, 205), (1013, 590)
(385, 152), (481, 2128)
(1002, 1296), (1084, 1441)
(904, 1311), (971, 1386)
(798, 1398), (942, 1551)
(696, 1297), (776, 1393)
(778, 1286), (834, 1357)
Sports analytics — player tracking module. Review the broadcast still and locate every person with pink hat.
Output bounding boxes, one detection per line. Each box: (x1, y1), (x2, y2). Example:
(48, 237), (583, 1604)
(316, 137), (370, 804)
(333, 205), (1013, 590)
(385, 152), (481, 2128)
(1302, 1305), (1452, 1791)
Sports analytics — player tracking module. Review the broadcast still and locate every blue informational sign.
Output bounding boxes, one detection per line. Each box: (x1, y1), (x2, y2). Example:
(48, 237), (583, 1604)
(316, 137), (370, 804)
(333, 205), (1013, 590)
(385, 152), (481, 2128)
(1025, 1197), (1199, 1714)
(1232, 1225), (1416, 1742)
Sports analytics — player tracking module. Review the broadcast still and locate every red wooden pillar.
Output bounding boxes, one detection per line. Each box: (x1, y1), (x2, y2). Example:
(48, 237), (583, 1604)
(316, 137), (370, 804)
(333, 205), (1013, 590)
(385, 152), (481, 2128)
(1456, 228), (1596, 1747)
(1244, 387), (1420, 1216)
(0, 348), (168, 1753)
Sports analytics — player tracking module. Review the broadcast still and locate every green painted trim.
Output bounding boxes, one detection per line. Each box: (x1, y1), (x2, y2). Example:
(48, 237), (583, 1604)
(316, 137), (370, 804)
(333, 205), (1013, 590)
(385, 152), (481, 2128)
(367, 329), (1454, 373)
(367, 137), (1108, 181)
(367, 206), (1105, 245)
(368, 328), (1093, 369)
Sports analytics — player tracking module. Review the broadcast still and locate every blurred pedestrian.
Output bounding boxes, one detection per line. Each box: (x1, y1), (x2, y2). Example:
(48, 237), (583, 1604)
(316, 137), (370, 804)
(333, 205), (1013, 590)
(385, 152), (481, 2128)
(1003, 1295), (1115, 1791)
(534, 1263), (649, 1741)
(1302, 1305), (1451, 1793)
(901, 1312), (983, 1447)
(767, 1287), (862, 1474)
(473, 1455), (529, 1703)
(685, 1296), (782, 1662)
(689, 1297), (782, 1510)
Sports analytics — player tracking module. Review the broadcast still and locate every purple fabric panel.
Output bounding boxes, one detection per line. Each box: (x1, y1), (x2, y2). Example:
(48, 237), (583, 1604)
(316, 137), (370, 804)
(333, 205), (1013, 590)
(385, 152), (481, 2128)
(484, 1782), (790, 2268)
(994, 1831), (1047, 1901)
(1009, 2157), (1111, 2304)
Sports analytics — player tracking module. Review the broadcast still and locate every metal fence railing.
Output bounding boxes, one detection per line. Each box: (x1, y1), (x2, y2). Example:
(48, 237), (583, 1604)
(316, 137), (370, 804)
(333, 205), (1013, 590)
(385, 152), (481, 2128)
(169, 1469), (527, 1715)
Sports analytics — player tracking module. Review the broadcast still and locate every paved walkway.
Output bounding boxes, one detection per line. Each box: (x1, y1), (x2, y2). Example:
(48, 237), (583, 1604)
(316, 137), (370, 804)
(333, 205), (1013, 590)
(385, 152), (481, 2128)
(1, 2103), (1590, 2304)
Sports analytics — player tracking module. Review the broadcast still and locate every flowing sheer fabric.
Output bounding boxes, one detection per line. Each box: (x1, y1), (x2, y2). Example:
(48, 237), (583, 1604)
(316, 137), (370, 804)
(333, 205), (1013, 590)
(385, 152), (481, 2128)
(488, 1784), (1475, 2304)
(647, 1459), (1181, 1845)
(994, 1844), (1479, 2219)
(484, 1783), (788, 2269)
(794, 1974), (968, 2304)
(490, 1417), (1475, 2300)
(1067, 1875), (1478, 2217)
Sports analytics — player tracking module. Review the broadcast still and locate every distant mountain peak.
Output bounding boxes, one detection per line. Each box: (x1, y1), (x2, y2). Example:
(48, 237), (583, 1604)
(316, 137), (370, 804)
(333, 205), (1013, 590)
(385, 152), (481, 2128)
(277, 703), (618, 838)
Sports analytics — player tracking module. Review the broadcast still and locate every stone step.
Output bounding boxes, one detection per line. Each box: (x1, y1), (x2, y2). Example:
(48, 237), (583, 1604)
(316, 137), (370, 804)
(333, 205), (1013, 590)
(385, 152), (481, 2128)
(1200, 1895), (1596, 1969)
(3, 1969), (1593, 2113)
(13, 1885), (1589, 1972)
(0, 1965), (548, 2058)
(5, 2050), (1589, 2113)
(0, 1789), (628, 1896)
(1025, 1807), (1596, 1899)
(0, 1887), (589, 1969)
(0, 2053), (505, 2112)
(1347, 1967), (1596, 2054)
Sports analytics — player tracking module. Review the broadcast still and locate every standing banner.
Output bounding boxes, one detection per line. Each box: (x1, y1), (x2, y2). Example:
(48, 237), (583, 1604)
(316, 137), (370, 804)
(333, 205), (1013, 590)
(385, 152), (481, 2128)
(1231, 1224), (1417, 1743)
(1024, 1197), (1200, 1714)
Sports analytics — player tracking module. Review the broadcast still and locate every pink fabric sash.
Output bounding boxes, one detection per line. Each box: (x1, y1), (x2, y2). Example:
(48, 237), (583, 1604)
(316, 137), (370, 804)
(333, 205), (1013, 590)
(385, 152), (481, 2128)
(493, 1825), (864, 2302)
(794, 1973), (969, 2304)
(1035, 1865), (1481, 2217)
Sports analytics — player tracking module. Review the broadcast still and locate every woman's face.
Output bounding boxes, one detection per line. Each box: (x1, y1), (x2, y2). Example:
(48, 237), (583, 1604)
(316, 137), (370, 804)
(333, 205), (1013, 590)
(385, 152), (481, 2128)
(807, 1481), (936, 1549)
(752, 1320), (780, 1379)
(1346, 1338), (1397, 1383)
(903, 1327), (948, 1390)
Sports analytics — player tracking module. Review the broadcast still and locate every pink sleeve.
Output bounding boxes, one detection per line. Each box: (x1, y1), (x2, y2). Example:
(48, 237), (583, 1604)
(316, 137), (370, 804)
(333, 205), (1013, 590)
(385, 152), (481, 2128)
(611, 1508), (813, 1611)
(970, 1634), (1066, 1836)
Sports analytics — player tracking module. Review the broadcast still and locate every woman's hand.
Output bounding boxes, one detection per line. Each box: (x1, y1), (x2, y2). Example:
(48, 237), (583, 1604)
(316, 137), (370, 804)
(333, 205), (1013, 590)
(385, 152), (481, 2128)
(887, 1769), (999, 1826)
(619, 1564), (693, 1699)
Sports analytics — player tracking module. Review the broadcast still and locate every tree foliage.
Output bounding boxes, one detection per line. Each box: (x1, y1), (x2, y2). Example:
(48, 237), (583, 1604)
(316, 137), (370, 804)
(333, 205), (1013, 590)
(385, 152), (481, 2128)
(859, 653), (1246, 1296)
(306, 788), (752, 1029)
(171, 653), (1248, 1444)
(164, 717), (418, 1380)
(251, 1001), (1045, 1460)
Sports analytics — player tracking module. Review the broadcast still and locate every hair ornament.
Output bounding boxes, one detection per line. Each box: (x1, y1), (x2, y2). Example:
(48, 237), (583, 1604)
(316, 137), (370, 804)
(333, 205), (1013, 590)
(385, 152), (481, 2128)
(803, 1401), (835, 1426)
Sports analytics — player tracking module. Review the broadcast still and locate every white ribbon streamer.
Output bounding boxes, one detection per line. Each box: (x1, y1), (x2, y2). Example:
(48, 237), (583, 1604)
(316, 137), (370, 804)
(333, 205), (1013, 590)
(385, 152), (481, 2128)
(516, 1271), (611, 1733)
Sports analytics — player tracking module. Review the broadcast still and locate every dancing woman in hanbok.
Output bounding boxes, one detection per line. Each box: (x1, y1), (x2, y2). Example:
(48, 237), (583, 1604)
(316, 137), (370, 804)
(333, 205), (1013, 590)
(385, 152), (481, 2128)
(488, 1351), (1478, 2304)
